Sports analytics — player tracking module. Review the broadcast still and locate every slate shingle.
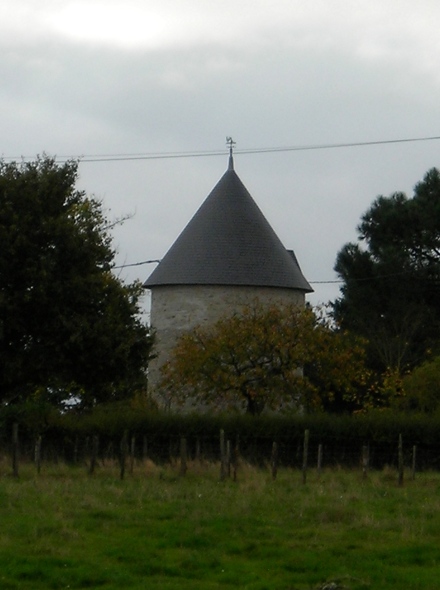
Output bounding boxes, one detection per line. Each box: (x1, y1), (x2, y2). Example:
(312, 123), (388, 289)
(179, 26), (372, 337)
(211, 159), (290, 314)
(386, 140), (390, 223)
(144, 162), (312, 292)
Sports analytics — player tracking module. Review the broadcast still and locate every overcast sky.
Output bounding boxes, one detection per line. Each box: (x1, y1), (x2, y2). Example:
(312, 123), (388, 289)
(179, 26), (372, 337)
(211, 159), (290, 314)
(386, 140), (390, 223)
(3, 0), (440, 314)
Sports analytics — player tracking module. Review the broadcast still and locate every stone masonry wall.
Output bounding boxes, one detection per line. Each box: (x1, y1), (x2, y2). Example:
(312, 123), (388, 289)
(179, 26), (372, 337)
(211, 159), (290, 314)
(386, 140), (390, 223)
(147, 284), (305, 400)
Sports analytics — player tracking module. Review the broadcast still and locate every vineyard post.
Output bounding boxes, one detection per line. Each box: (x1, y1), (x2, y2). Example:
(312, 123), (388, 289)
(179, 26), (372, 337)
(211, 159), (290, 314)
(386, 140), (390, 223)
(35, 435), (42, 474)
(232, 435), (239, 482)
(180, 437), (187, 476)
(271, 442), (278, 480)
(220, 429), (227, 480)
(12, 422), (19, 478)
(89, 435), (99, 475)
(226, 440), (231, 478)
(195, 437), (201, 463)
(362, 445), (369, 479)
(73, 435), (79, 465)
(411, 445), (417, 481)
(130, 435), (136, 475)
(317, 444), (323, 477)
(120, 430), (128, 480)
(398, 434), (404, 487)
(142, 435), (148, 462)
(302, 429), (309, 485)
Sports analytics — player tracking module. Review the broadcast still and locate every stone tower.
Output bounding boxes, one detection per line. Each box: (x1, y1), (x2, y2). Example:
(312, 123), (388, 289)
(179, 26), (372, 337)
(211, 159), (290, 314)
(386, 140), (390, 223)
(144, 153), (313, 394)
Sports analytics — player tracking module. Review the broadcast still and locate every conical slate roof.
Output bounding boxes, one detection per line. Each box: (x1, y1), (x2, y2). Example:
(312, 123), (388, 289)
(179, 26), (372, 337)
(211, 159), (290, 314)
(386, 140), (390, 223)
(144, 158), (312, 292)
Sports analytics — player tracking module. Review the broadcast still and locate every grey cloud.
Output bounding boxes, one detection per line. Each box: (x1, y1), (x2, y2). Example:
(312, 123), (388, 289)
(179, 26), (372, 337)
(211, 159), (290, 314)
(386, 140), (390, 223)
(2, 9), (440, 309)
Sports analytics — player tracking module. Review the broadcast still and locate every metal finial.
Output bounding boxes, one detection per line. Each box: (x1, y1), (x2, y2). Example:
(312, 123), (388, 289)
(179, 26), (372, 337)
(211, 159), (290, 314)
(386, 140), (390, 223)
(226, 136), (236, 170)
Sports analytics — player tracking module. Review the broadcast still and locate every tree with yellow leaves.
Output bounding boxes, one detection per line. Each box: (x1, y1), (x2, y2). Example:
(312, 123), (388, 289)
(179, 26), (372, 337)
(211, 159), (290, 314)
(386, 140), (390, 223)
(159, 302), (369, 414)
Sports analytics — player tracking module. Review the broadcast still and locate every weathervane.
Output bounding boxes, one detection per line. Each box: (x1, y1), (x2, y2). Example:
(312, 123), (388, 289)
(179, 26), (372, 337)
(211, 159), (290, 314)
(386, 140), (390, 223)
(226, 136), (236, 170)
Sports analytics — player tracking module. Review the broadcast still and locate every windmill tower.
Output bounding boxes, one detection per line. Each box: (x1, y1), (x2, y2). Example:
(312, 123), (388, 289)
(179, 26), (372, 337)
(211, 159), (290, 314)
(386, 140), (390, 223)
(144, 143), (313, 398)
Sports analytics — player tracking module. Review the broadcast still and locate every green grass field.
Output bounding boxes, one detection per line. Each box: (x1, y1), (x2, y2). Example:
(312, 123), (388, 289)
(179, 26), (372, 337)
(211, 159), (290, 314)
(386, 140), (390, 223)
(0, 459), (439, 589)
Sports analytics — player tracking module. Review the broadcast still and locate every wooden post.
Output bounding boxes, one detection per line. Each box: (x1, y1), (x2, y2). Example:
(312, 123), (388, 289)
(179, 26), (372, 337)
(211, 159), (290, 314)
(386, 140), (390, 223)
(411, 445), (417, 481)
(271, 442), (278, 480)
(104, 442), (114, 464)
(226, 440), (232, 478)
(130, 435), (136, 474)
(195, 437), (201, 462)
(73, 435), (79, 465)
(398, 433), (404, 487)
(232, 435), (239, 482)
(12, 422), (19, 478)
(35, 435), (42, 474)
(220, 429), (227, 480)
(180, 437), (187, 476)
(89, 435), (99, 475)
(317, 443), (323, 478)
(120, 430), (128, 480)
(302, 429), (309, 485)
(362, 445), (369, 479)
(142, 435), (148, 462)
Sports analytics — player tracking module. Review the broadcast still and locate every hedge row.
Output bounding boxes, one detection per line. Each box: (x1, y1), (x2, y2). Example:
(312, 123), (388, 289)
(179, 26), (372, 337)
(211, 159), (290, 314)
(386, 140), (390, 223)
(1, 403), (440, 470)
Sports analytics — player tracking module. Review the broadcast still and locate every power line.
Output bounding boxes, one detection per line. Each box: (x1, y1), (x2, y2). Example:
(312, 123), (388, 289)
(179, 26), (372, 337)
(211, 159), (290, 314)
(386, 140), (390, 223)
(113, 257), (342, 283)
(12, 132), (435, 286)
(310, 269), (426, 285)
(113, 259), (161, 269)
(69, 134), (440, 162)
(113, 258), (420, 286)
(4, 134), (440, 163)
(309, 280), (342, 284)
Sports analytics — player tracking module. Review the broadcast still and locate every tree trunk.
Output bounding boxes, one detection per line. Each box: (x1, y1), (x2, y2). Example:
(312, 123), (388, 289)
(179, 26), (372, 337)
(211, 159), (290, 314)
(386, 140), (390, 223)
(246, 395), (265, 416)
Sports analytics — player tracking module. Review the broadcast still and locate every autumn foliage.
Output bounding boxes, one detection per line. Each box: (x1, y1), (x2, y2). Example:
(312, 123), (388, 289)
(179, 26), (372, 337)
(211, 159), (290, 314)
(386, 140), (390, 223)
(159, 302), (369, 414)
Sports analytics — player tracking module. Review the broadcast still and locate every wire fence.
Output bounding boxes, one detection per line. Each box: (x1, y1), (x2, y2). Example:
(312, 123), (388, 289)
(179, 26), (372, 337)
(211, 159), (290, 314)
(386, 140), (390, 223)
(2, 422), (440, 481)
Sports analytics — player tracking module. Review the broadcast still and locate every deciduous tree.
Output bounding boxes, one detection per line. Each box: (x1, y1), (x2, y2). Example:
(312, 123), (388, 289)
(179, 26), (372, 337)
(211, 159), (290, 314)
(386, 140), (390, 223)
(159, 303), (368, 414)
(400, 356), (440, 413)
(0, 157), (153, 408)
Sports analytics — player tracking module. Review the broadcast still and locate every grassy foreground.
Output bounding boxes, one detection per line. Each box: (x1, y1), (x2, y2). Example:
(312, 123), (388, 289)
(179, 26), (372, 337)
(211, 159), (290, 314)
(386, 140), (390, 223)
(0, 460), (439, 589)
